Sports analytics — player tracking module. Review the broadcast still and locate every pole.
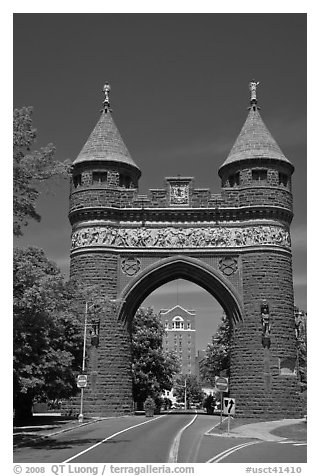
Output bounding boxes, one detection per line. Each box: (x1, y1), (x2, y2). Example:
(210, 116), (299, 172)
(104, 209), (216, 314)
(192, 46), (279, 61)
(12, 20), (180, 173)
(228, 414), (230, 435)
(220, 392), (223, 429)
(78, 302), (88, 423)
(184, 378), (187, 411)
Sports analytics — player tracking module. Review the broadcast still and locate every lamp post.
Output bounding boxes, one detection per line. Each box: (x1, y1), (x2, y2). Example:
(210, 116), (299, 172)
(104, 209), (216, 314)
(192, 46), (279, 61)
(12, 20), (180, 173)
(77, 296), (126, 423)
(78, 301), (99, 423)
(184, 377), (187, 411)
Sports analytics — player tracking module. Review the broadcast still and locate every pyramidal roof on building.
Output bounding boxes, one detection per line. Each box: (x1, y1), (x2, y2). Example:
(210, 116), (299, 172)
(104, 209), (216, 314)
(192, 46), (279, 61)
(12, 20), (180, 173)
(219, 81), (293, 172)
(73, 107), (140, 171)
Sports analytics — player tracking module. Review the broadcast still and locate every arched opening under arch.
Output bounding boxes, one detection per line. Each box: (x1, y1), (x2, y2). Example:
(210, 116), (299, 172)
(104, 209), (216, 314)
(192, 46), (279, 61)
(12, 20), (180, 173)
(118, 255), (243, 328)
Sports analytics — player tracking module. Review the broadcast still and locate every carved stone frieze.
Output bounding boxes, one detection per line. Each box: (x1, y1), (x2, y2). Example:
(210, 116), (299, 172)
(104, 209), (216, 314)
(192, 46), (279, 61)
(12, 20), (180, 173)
(71, 225), (291, 251)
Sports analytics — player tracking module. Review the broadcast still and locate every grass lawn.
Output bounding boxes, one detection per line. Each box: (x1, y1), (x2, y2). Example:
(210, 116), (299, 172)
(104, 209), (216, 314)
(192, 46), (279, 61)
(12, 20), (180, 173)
(270, 422), (307, 441)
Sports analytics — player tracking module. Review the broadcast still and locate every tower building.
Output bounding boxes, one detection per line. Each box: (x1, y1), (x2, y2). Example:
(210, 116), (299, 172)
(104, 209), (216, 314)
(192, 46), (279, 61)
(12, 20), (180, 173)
(159, 305), (196, 375)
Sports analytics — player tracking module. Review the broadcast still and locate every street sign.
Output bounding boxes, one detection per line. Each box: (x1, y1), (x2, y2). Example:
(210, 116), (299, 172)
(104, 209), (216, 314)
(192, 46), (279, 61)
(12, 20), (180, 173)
(223, 397), (236, 416)
(77, 374), (88, 388)
(215, 376), (229, 392)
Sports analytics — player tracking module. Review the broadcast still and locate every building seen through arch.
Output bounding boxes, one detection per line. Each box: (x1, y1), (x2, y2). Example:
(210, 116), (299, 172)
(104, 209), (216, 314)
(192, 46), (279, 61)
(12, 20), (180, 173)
(160, 305), (196, 375)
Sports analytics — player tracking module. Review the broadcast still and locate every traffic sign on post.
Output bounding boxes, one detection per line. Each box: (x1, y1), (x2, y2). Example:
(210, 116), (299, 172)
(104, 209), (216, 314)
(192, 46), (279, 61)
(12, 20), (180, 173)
(215, 376), (229, 392)
(223, 397), (236, 416)
(77, 374), (88, 388)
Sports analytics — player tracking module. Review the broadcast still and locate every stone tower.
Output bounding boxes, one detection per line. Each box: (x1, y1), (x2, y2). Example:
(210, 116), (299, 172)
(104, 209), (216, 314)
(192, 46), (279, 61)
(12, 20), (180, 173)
(69, 88), (142, 414)
(69, 81), (302, 418)
(218, 81), (299, 417)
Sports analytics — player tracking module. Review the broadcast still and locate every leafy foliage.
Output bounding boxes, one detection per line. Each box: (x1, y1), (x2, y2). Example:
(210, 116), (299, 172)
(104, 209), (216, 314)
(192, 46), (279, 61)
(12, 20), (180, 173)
(173, 374), (204, 406)
(200, 312), (231, 385)
(131, 308), (179, 409)
(13, 106), (70, 236)
(13, 247), (83, 418)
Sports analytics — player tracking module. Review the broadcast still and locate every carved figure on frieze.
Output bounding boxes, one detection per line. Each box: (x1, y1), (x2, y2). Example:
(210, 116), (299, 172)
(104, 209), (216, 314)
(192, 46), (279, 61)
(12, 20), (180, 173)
(133, 228), (153, 247)
(99, 228), (109, 244)
(190, 229), (204, 247)
(234, 229), (245, 246)
(89, 228), (100, 245)
(153, 229), (168, 247)
(115, 229), (131, 247)
(108, 228), (118, 246)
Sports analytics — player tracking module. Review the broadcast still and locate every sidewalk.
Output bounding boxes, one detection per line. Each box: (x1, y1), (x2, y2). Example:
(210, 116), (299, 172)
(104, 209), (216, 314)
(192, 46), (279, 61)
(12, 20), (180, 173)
(208, 418), (307, 442)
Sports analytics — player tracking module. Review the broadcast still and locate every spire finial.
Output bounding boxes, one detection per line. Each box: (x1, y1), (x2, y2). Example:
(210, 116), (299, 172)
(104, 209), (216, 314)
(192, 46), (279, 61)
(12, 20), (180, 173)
(102, 82), (112, 112)
(249, 79), (260, 110)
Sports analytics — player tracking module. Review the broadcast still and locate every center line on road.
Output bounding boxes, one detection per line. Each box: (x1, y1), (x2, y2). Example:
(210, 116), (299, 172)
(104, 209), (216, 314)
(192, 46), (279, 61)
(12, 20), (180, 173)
(62, 415), (164, 463)
(206, 440), (260, 463)
(167, 414), (198, 463)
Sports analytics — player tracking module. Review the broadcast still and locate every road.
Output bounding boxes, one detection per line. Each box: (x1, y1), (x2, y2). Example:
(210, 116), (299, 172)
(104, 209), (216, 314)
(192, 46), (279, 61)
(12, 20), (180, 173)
(13, 413), (307, 464)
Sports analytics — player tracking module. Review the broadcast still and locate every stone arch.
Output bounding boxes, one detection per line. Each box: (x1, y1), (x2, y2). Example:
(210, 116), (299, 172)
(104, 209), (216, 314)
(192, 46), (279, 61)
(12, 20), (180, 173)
(118, 255), (243, 327)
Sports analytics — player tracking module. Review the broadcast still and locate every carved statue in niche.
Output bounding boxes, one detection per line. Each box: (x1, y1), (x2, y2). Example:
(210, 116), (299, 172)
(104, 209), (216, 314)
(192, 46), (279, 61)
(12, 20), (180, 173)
(261, 301), (271, 349)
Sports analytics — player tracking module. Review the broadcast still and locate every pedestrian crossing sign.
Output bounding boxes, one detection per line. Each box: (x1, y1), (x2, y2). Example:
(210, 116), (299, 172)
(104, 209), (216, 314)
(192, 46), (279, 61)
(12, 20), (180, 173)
(223, 397), (236, 416)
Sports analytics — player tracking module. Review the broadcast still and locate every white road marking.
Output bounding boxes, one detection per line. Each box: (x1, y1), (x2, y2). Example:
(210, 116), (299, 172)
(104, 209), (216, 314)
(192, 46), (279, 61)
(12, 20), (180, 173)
(167, 414), (198, 463)
(206, 440), (260, 463)
(293, 443), (307, 446)
(62, 415), (164, 463)
(279, 440), (299, 444)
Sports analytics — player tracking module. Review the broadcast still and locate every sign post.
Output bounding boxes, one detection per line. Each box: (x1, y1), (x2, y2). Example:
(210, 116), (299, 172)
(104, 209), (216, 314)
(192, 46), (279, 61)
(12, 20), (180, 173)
(223, 397), (236, 434)
(77, 374), (88, 423)
(215, 377), (229, 429)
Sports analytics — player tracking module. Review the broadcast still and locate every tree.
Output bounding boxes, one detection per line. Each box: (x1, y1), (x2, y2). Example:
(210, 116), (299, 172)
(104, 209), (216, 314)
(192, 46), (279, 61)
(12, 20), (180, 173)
(131, 308), (179, 410)
(173, 374), (204, 408)
(200, 312), (231, 385)
(13, 106), (70, 236)
(13, 247), (84, 419)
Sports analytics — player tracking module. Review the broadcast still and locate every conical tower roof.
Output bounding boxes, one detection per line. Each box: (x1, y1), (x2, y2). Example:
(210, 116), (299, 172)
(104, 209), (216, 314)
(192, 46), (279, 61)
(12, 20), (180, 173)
(73, 89), (140, 173)
(219, 81), (293, 174)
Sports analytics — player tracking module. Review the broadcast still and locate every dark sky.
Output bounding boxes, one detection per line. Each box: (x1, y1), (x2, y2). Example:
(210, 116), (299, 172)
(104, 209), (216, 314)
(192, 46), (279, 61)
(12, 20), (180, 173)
(13, 13), (307, 348)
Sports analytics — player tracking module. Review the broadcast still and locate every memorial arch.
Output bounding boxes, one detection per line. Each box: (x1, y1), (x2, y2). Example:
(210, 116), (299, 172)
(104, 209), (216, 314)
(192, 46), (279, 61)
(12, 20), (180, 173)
(69, 82), (303, 418)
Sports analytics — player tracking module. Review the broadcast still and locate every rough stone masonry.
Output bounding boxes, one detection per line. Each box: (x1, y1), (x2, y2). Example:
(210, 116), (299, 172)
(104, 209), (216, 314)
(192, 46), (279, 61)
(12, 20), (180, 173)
(68, 82), (303, 419)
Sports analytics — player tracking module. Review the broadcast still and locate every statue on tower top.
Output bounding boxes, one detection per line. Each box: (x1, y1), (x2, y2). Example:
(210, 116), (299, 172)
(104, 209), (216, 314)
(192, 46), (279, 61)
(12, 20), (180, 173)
(102, 82), (111, 111)
(249, 79), (260, 104)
